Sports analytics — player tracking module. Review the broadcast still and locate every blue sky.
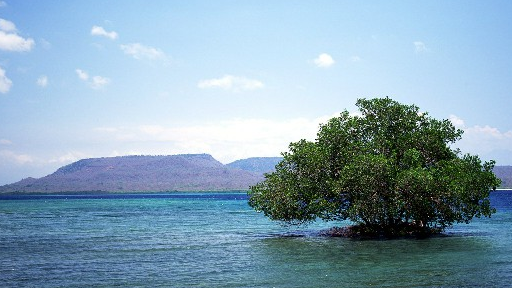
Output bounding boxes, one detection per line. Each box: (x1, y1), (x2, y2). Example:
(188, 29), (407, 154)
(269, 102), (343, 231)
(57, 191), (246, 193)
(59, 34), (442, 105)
(1, 1), (512, 184)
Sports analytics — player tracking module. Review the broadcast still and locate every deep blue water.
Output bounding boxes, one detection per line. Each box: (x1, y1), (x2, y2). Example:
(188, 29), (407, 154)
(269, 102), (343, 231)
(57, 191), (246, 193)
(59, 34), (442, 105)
(0, 191), (511, 287)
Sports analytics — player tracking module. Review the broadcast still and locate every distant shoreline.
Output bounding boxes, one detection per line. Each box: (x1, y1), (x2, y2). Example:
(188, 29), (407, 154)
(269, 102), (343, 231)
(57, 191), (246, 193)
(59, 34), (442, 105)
(1, 189), (509, 201)
(0, 191), (249, 200)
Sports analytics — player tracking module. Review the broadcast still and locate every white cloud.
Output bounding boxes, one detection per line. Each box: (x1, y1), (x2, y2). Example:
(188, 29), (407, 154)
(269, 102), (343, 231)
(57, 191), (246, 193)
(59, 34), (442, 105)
(75, 69), (89, 80)
(0, 139), (12, 145)
(448, 115), (512, 164)
(120, 43), (166, 60)
(0, 18), (34, 52)
(313, 53), (335, 68)
(49, 151), (88, 164)
(0, 66), (12, 93)
(414, 41), (428, 53)
(76, 69), (110, 89)
(0, 18), (16, 32)
(198, 75), (264, 92)
(36, 75), (48, 87)
(91, 25), (118, 40)
(0, 30), (34, 52)
(94, 115), (336, 163)
(0, 150), (34, 165)
(458, 124), (512, 160)
(465, 125), (512, 140)
(449, 114), (465, 128)
(91, 75), (110, 89)
(89, 113), (512, 165)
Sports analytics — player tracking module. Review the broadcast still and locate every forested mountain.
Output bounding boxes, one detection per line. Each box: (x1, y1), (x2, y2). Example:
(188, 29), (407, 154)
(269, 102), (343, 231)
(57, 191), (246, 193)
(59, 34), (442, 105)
(0, 154), (277, 193)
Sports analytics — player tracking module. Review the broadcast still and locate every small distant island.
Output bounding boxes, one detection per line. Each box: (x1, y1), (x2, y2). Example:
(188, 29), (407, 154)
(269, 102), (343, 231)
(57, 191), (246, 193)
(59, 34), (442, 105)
(0, 154), (282, 193)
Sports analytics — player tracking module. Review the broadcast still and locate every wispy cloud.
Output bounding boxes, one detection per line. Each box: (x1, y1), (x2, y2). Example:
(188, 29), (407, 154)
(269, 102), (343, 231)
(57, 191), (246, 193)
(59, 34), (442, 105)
(0, 18), (15, 32)
(0, 66), (12, 93)
(449, 114), (512, 163)
(0, 150), (34, 165)
(39, 38), (51, 50)
(49, 151), (88, 164)
(91, 25), (118, 40)
(75, 69), (110, 89)
(350, 56), (362, 62)
(198, 75), (264, 92)
(89, 113), (512, 166)
(414, 41), (428, 53)
(0, 139), (12, 145)
(91, 75), (110, 89)
(93, 114), (338, 163)
(75, 69), (89, 80)
(36, 75), (48, 87)
(313, 53), (335, 68)
(0, 1), (6, 8)
(120, 43), (166, 60)
(449, 114), (465, 128)
(0, 18), (34, 52)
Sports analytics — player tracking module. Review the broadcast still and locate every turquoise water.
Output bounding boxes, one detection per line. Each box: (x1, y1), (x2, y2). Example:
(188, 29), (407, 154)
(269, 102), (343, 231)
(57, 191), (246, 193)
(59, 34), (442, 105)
(1, 191), (511, 287)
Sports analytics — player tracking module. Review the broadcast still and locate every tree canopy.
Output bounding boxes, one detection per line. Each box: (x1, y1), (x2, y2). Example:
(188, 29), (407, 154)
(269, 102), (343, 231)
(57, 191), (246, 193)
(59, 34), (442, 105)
(248, 97), (500, 238)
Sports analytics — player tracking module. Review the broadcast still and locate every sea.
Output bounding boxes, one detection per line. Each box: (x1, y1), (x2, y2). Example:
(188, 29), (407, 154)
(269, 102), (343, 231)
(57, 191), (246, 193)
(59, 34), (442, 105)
(1, 191), (511, 288)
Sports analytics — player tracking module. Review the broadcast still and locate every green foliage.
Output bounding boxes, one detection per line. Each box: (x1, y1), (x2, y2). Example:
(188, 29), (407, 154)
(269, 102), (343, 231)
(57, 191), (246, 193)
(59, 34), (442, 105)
(248, 97), (500, 237)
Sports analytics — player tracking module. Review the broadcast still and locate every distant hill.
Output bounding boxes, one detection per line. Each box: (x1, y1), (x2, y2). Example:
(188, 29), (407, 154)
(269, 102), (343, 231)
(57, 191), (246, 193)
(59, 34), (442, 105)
(227, 157), (282, 174)
(493, 166), (512, 188)
(2, 154), (510, 193)
(0, 154), (279, 193)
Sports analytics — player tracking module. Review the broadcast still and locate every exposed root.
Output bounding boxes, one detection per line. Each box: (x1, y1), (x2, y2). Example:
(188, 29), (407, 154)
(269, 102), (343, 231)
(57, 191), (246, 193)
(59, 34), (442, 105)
(320, 224), (442, 240)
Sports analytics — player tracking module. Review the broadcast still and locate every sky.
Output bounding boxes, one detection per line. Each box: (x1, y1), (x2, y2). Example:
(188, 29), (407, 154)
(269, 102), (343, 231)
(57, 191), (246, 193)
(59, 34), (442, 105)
(1, 1), (512, 185)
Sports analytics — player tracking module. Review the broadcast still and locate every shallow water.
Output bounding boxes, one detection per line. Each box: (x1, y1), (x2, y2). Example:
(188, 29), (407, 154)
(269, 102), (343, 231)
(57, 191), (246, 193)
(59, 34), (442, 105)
(1, 191), (511, 287)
